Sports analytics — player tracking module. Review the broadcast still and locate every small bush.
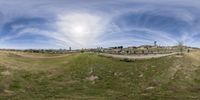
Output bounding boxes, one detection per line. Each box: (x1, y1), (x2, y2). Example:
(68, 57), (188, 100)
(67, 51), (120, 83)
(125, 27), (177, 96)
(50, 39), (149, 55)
(80, 50), (85, 53)
(120, 58), (134, 62)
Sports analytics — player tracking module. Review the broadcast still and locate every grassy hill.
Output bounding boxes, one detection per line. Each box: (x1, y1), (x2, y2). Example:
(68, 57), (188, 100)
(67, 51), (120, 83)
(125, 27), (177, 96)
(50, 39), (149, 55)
(0, 51), (200, 100)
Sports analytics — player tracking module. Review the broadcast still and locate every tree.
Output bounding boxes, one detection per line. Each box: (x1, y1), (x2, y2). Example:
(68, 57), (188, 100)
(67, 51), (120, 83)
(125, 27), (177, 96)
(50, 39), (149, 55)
(178, 41), (184, 54)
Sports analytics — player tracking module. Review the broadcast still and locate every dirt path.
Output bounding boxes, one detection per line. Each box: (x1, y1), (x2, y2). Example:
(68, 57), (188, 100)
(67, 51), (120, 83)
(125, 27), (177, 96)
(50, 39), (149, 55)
(99, 52), (178, 60)
(17, 53), (72, 59)
(0, 51), (72, 59)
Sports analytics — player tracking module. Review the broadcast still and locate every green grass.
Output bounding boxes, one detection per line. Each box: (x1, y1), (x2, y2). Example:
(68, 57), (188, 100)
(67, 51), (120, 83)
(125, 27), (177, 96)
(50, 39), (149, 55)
(0, 52), (200, 100)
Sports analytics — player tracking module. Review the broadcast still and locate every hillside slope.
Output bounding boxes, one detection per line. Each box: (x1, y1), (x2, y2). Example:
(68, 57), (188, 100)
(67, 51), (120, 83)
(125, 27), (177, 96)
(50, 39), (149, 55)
(0, 51), (200, 100)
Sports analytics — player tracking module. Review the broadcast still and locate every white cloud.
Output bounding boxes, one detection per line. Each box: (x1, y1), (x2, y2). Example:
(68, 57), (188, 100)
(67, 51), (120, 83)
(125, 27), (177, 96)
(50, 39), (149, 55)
(0, 0), (200, 48)
(56, 12), (110, 48)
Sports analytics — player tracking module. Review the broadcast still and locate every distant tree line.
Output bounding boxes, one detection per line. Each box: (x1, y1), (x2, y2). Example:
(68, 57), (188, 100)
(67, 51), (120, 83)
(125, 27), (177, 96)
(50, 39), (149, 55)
(23, 49), (75, 54)
(0, 49), (77, 54)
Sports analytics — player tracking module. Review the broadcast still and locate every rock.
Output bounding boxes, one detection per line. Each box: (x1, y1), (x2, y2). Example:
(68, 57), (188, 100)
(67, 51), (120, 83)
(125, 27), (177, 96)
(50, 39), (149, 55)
(3, 89), (15, 96)
(139, 74), (143, 78)
(1, 71), (11, 76)
(146, 86), (155, 90)
(151, 65), (156, 68)
(86, 75), (99, 82)
(114, 72), (118, 76)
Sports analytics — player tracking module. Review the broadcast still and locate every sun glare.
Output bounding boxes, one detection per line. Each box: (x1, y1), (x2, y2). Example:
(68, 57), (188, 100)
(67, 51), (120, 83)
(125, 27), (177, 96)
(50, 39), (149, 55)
(74, 26), (84, 34)
(72, 25), (88, 38)
(57, 13), (107, 47)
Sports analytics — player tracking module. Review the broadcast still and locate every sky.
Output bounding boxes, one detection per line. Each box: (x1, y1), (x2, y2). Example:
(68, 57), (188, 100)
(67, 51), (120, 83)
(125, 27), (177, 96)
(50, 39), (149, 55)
(0, 0), (200, 49)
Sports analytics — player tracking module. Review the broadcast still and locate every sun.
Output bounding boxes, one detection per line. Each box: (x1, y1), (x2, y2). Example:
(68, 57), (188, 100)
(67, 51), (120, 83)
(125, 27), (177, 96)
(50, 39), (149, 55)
(74, 26), (84, 34)
(57, 13), (107, 47)
(72, 25), (88, 38)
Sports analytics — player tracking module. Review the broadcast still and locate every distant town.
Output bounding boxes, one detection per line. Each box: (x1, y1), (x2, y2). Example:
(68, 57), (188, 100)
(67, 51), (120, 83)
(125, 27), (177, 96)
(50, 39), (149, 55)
(0, 41), (199, 55)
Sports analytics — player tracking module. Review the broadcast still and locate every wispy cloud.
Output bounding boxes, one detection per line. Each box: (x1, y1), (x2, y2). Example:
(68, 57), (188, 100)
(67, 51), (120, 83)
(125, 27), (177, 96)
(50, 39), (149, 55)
(0, 0), (200, 49)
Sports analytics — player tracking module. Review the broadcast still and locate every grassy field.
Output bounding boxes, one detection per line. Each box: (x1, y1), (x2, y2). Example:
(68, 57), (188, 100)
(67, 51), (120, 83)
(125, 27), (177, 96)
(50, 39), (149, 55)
(0, 51), (200, 100)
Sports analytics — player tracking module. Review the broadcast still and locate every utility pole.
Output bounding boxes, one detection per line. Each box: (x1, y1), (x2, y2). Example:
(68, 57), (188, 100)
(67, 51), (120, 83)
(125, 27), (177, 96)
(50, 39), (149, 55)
(178, 41), (184, 54)
(69, 47), (71, 51)
(154, 41), (157, 47)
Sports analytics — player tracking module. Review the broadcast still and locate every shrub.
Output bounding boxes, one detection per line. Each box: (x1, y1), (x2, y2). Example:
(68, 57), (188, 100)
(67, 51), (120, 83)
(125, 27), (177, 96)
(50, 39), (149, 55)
(120, 58), (133, 62)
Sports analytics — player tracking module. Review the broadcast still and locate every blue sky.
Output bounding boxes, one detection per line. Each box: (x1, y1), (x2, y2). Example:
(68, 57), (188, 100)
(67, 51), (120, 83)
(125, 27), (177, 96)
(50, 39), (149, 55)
(0, 0), (200, 49)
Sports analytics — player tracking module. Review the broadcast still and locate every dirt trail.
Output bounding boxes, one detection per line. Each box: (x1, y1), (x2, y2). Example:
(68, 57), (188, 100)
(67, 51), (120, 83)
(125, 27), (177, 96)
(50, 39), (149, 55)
(17, 54), (72, 59)
(4, 52), (72, 59)
(100, 52), (178, 60)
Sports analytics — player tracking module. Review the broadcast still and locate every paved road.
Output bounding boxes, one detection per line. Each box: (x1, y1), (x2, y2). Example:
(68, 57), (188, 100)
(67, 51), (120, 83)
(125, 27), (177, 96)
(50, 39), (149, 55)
(99, 52), (178, 60)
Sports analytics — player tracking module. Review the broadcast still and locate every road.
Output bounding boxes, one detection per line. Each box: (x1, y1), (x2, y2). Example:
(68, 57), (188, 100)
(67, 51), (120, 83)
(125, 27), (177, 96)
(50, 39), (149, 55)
(99, 52), (178, 60)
